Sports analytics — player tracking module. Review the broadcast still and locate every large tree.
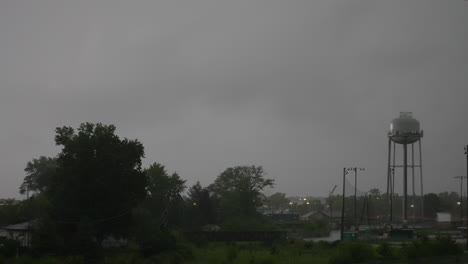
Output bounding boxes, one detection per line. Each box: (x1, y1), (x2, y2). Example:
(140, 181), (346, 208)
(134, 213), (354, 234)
(140, 163), (186, 229)
(132, 163), (186, 249)
(424, 193), (442, 218)
(266, 192), (290, 210)
(47, 123), (147, 245)
(209, 165), (274, 219)
(19, 156), (58, 195)
(186, 181), (217, 229)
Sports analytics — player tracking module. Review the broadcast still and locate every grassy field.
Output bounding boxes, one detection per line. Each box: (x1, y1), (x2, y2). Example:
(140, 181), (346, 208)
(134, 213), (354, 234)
(184, 238), (467, 264)
(0, 237), (467, 264)
(186, 240), (332, 264)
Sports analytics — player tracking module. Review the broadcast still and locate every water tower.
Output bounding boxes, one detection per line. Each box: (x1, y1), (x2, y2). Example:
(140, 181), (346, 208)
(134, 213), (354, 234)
(386, 112), (424, 226)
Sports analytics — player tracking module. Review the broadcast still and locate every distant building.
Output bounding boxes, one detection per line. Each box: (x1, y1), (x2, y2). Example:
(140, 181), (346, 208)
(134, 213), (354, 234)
(0, 219), (39, 247)
(0, 199), (20, 207)
(266, 213), (300, 224)
(436, 212), (451, 223)
(300, 210), (342, 221)
(101, 235), (128, 249)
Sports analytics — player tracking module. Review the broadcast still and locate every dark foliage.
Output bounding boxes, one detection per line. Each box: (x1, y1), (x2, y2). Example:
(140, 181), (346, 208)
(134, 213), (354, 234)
(46, 123), (147, 251)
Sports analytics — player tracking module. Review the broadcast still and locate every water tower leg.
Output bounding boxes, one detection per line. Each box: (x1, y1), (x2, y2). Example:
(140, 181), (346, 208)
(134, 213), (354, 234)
(391, 142), (396, 223)
(386, 137), (392, 226)
(412, 143), (415, 224)
(419, 139), (424, 221)
(403, 143), (408, 227)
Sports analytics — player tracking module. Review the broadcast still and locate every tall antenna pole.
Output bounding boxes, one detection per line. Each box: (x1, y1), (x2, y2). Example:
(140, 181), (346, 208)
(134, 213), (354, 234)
(341, 168), (347, 241)
(354, 168), (358, 231)
(329, 185), (337, 233)
(461, 176), (463, 226)
(464, 145), (468, 251)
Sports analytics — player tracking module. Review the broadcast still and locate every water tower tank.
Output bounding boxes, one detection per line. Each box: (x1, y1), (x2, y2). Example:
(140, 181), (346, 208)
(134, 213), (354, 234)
(389, 112), (422, 144)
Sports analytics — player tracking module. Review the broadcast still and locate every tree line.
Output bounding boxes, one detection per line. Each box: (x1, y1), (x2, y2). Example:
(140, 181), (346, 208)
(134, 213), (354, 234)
(0, 122), (463, 257)
(265, 188), (466, 224)
(2, 123), (274, 255)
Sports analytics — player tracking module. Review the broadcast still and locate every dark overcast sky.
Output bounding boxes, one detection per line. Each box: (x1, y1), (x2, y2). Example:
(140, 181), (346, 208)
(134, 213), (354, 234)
(0, 0), (467, 199)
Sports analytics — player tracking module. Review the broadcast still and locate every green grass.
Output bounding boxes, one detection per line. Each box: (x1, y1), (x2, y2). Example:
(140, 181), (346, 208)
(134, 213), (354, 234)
(1, 237), (467, 264)
(185, 241), (332, 264)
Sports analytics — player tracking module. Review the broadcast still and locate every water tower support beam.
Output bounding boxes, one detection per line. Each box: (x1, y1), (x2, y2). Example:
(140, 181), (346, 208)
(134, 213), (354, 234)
(412, 143), (415, 223)
(392, 142), (396, 223)
(419, 140), (424, 220)
(386, 137), (391, 225)
(403, 143), (408, 226)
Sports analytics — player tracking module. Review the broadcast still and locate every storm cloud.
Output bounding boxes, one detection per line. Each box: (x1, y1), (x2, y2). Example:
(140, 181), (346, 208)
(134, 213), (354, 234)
(0, 0), (467, 198)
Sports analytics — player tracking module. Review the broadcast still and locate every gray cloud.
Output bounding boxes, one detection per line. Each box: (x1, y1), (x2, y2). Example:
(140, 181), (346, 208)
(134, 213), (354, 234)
(0, 0), (467, 198)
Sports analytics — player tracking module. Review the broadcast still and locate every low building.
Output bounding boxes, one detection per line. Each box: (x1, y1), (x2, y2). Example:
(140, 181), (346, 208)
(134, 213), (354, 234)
(266, 213), (300, 224)
(300, 210), (342, 221)
(0, 219), (38, 247)
(436, 212), (452, 226)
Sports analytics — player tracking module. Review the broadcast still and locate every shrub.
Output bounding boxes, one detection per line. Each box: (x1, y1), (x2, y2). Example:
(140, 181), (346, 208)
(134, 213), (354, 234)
(376, 242), (398, 260)
(220, 216), (278, 232)
(401, 236), (462, 260)
(0, 239), (21, 258)
(432, 237), (463, 256)
(302, 220), (329, 238)
(303, 241), (314, 249)
(225, 246), (238, 262)
(316, 240), (333, 249)
(99, 252), (143, 264)
(328, 242), (377, 264)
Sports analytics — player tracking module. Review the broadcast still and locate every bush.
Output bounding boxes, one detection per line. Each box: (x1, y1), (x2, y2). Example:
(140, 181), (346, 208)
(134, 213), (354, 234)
(401, 236), (462, 260)
(328, 242), (377, 264)
(0, 239), (20, 258)
(100, 252), (150, 264)
(302, 220), (329, 237)
(376, 242), (398, 260)
(225, 245), (238, 262)
(432, 237), (463, 256)
(220, 216), (278, 232)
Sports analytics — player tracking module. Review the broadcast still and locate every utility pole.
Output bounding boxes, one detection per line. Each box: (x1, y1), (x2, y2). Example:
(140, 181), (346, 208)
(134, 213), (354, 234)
(345, 167), (365, 231)
(454, 176), (466, 225)
(464, 145), (468, 251)
(329, 185), (337, 233)
(341, 168), (347, 241)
